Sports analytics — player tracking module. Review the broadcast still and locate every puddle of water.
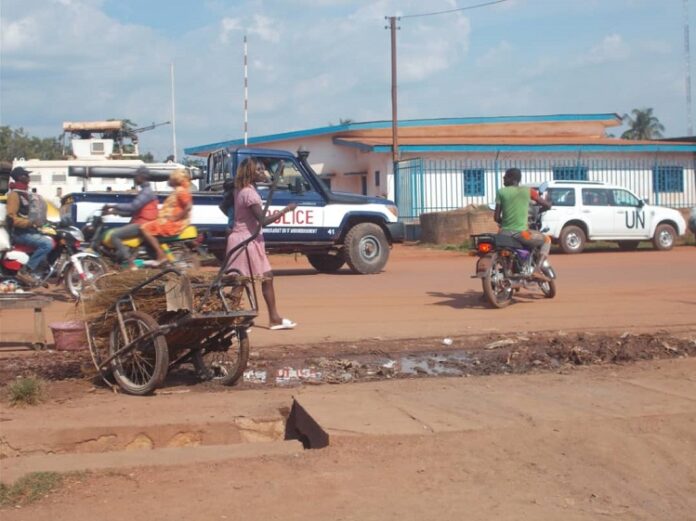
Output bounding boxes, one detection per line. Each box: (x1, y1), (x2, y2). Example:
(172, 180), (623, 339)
(244, 350), (476, 385)
(399, 352), (473, 377)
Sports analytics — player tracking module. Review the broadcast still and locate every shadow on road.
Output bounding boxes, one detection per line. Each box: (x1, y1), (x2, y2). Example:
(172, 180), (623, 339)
(428, 290), (547, 309)
(427, 291), (490, 309)
(272, 268), (353, 277)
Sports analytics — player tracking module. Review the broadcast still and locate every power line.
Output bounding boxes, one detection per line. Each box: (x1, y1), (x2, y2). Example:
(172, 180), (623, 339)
(399, 0), (509, 20)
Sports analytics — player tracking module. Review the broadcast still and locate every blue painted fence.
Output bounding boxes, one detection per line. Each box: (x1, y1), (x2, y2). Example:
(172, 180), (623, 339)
(394, 157), (696, 221)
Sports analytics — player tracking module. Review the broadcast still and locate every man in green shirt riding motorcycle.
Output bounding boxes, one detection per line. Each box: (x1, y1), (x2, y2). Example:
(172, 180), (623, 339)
(494, 168), (552, 281)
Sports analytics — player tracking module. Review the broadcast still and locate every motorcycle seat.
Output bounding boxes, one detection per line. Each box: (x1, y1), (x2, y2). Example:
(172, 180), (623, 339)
(158, 225), (198, 243)
(103, 225), (198, 249)
(492, 233), (526, 250)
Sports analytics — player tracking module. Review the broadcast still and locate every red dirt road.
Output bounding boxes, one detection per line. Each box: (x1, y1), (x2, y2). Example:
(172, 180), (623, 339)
(1, 245), (694, 349)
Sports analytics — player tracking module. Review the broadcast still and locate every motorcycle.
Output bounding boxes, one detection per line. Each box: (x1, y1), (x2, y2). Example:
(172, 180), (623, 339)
(0, 218), (107, 298)
(470, 205), (557, 308)
(81, 210), (201, 270)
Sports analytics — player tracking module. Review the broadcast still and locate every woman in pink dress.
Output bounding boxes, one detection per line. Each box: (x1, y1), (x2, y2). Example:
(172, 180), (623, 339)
(225, 158), (297, 330)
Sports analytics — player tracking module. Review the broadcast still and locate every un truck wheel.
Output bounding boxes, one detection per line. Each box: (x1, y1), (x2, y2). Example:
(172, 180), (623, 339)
(344, 223), (389, 274)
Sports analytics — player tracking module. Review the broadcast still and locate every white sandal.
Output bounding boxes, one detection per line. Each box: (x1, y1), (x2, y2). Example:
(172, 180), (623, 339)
(269, 318), (296, 330)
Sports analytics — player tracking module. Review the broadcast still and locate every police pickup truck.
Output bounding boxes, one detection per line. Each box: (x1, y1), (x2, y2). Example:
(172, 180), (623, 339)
(62, 147), (404, 274)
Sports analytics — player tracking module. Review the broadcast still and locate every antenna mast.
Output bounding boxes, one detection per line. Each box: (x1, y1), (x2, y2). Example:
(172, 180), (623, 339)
(684, 0), (693, 136)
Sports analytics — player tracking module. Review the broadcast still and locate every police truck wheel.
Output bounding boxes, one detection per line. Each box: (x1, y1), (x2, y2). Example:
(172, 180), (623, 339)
(560, 225), (586, 254)
(652, 223), (676, 251)
(344, 223), (389, 274)
(307, 253), (345, 273)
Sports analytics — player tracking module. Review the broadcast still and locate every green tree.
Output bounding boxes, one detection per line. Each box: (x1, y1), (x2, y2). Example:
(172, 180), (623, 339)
(621, 108), (665, 140)
(0, 126), (64, 162)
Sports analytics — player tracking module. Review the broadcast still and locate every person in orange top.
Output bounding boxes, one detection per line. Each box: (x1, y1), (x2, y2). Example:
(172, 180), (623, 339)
(140, 169), (192, 265)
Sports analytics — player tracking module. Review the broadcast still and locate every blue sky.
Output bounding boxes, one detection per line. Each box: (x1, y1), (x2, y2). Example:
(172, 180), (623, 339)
(1, 0), (694, 160)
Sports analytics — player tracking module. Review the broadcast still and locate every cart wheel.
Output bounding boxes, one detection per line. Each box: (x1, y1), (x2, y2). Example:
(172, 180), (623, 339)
(109, 311), (169, 395)
(192, 327), (249, 386)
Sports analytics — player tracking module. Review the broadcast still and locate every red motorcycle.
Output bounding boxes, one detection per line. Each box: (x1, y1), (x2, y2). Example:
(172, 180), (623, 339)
(0, 220), (106, 298)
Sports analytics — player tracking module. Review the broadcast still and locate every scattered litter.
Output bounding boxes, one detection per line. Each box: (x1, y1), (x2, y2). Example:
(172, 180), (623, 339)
(485, 338), (517, 350)
(243, 370), (268, 384)
(442, 338), (453, 346)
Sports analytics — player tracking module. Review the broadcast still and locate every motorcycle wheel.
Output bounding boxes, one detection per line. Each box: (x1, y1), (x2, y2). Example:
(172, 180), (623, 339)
(64, 257), (107, 299)
(481, 254), (513, 308)
(538, 279), (557, 298)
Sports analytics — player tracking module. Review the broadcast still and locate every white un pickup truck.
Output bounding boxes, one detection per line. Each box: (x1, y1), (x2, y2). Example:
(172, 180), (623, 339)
(539, 180), (687, 253)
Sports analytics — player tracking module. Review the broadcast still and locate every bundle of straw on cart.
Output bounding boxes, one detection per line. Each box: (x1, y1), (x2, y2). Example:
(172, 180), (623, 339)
(78, 269), (251, 349)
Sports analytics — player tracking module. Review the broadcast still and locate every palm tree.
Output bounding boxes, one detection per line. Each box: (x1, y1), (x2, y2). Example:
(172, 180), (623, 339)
(621, 108), (665, 140)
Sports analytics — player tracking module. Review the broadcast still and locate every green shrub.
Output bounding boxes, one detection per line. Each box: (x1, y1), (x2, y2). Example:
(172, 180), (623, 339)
(0, 472), (63, 507)
(7, 377), (43, 406)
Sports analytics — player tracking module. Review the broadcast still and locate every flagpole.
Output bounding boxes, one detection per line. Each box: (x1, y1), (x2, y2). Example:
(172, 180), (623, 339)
(170, 62), (178, 160)
(244, 35), (249, 146)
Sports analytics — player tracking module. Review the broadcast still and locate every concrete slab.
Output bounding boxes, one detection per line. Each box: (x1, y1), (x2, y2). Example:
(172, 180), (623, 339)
(1, 441), (303, 483)
(293, 359), (696, 437)
(0, 387), (296, 456)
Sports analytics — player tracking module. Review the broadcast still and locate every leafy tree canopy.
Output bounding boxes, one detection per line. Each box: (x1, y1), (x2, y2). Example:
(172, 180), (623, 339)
(0, 126), (63, 161)
(621, 108), (665, 140)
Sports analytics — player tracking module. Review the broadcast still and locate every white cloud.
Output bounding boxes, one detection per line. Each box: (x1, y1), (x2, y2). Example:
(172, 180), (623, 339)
(0, 17), (38, 52)
(476, 40), (513, 68)
(219, 17), (241, 44)
(249, 15), (280, 43)
(578, 34), (630, 65)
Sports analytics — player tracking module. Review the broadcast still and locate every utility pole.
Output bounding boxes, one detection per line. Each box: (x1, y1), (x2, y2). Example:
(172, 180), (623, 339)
(387, 16), (400, 163)
(684, 0), (693, 136)
(244, 34), (249, 146)
(170, 62), (177, 161)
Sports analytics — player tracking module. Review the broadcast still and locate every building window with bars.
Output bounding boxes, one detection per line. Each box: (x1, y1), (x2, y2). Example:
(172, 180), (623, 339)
(463, 169), (485, 196)
(652, 166), (684, 193)
(552, 166), (588, 181)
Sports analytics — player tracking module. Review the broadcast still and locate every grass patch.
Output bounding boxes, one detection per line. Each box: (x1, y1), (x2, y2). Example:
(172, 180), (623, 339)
(7, 377), (43, 406)
(417, 241), (472, 252)
(0, 472), (63, 507)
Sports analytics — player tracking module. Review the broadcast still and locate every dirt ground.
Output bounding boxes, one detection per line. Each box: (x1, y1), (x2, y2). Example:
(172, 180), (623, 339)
(2, 359), (695, 521)
(1, 245), (695, 519)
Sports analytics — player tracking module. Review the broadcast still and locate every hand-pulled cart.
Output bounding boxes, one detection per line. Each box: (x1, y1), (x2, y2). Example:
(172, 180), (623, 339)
(83, 172), (282, 396)
(83, 235), (262, 395)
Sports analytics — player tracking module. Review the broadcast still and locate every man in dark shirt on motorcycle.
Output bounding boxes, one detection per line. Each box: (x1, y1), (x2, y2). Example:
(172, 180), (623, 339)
(494, 168), (552, 281)
(103, 166), (158, 269)
(5, 167), (54, 286)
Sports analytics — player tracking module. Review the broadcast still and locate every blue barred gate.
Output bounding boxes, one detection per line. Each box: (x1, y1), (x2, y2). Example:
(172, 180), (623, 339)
(394, 157), (696, 221)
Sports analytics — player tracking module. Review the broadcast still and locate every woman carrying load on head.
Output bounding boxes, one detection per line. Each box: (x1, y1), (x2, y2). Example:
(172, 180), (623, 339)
(225, 157), (297, 330)
(140, 169), (193, 265)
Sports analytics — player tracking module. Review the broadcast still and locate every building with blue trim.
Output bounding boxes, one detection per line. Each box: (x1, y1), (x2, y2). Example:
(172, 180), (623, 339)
(185, 113), (696, 218)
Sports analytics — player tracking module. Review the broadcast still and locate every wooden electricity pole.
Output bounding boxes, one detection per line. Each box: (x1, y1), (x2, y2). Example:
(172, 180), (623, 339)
(387, 16), (400, 163)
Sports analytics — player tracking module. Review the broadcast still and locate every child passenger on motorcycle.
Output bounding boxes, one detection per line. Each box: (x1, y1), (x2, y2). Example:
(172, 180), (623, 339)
(494, 168), (552, 281)
(103, 166), (158, 270)
(139, 169), (193, 266)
